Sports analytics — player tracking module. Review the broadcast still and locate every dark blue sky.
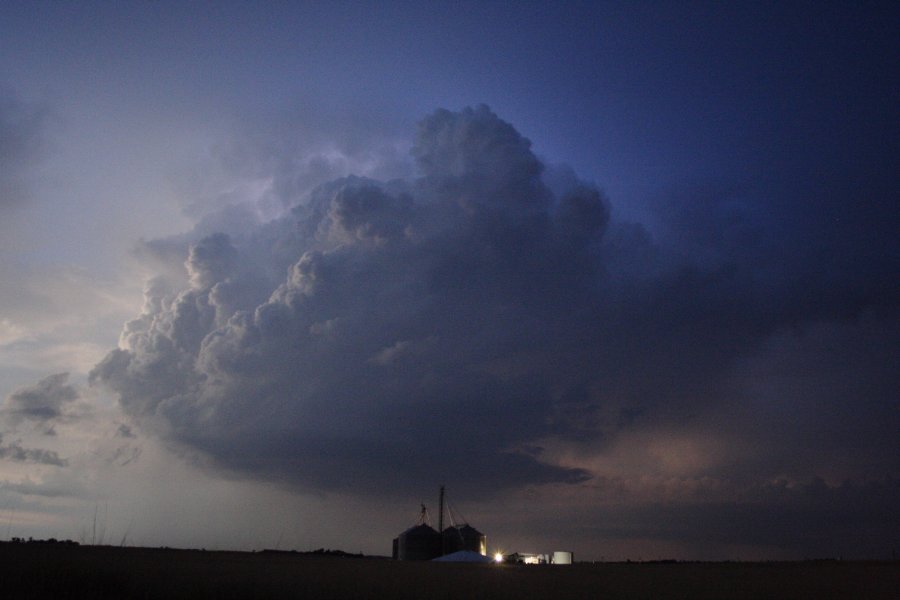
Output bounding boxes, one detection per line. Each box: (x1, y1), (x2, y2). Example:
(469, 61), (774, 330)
(0, 1), (896, 560)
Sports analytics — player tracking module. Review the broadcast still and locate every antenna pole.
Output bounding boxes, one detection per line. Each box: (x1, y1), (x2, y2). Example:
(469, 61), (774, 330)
(438, 485), (445, 533)
(438, 485), (445, 555)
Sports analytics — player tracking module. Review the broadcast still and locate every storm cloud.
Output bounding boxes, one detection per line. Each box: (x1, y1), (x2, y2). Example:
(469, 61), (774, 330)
(90, 105), (899, 514)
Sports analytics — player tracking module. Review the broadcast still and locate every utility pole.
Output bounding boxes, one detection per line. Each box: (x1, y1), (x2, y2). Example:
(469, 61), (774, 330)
(438, 485), (445, 533)
(438, 484), (445, 555)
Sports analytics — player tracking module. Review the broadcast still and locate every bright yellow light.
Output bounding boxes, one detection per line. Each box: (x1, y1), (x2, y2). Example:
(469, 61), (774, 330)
(494, 552), (504, 563)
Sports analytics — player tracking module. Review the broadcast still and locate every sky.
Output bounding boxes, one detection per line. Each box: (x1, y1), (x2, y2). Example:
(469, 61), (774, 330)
(0, 1), (897, 561)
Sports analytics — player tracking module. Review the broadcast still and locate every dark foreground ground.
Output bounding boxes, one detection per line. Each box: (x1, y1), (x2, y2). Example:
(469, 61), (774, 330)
(1, 542), (897, 599)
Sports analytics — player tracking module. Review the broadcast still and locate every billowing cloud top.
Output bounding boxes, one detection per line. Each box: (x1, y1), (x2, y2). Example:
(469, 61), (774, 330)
(90, 106), (601, 494)
(90, 106), (899, 504)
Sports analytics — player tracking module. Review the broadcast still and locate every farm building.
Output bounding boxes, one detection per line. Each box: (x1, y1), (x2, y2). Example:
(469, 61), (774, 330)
(503, 551), (574, 565)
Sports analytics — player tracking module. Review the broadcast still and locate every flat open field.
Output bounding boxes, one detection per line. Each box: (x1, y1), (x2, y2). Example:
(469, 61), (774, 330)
(1, 542), (896, 599)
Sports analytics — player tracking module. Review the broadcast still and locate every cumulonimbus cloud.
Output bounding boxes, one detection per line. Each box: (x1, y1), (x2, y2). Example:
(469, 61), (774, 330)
(89, 105), (899, 502)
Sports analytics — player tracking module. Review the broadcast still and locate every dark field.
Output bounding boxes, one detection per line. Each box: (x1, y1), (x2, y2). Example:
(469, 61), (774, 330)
(1, 542), (896, 599)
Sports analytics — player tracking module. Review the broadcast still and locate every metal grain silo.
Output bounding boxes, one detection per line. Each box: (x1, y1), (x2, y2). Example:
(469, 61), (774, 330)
(442, 524), (486, 556)
(396, 524), (442, 561)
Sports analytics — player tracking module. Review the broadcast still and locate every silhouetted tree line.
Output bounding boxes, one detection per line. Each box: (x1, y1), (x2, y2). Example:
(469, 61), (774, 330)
(7, 537), (79, 546)
(259, 547), (366, 558)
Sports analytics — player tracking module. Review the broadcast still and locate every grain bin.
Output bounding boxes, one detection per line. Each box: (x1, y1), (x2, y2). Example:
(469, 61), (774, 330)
(396, 524), (442, 561)
(442, 524), (486, 556)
